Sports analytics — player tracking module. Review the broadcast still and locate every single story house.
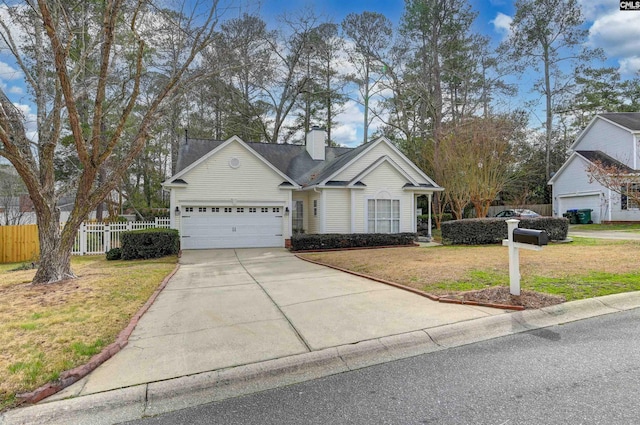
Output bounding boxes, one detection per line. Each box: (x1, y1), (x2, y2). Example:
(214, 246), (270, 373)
(162, 128), (443, 249)
(549, 112), (640, 223)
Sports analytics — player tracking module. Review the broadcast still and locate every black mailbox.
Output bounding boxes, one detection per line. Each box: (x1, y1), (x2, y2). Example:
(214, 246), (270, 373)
(513, 228), (548, 246)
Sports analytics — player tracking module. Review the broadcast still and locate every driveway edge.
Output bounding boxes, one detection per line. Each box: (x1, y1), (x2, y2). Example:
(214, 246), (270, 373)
(295, 254), (525, 310)
(14, 263), (181, 405)
(3, 292), (639, 425)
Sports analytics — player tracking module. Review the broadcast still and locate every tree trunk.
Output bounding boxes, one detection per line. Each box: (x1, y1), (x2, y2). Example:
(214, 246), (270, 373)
(33, 207), (76, 284)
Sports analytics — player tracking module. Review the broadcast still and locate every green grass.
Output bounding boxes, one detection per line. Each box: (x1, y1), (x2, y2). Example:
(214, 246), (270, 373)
(571, 223), (640, 232)
(427, 266), (640, 302)
(528, 271), (640, 301)
(1, 254), (177, 411)
(70, 339), (106, 357)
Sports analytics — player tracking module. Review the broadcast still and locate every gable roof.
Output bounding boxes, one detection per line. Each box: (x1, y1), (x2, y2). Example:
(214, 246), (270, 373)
(571, 112), (640, 150)
(576, 150), (634, 172)
(549, 150), (636, 185)
(170, 136), (441, 190)
(598, 113), (640, 131)
(168, 136), (299, 187)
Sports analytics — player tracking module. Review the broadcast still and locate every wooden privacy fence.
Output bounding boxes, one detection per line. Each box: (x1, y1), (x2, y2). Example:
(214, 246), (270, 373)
(0, 224), (39, 264)
(0, 218), (171, 264)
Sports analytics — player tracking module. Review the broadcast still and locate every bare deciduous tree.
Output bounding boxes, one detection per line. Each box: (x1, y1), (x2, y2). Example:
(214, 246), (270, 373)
(0, 0), (221, 284)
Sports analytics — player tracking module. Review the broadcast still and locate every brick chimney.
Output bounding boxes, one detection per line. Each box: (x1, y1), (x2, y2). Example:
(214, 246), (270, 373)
(305, 126), (327, 161)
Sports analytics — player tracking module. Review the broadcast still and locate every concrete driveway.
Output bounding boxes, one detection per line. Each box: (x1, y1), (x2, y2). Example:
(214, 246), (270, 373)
(53, 248), (506, 398)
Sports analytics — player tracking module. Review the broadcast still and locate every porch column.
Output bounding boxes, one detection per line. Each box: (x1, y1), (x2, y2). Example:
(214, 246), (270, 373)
(427, 193), (433, 240)
(350, 189), (356, 233)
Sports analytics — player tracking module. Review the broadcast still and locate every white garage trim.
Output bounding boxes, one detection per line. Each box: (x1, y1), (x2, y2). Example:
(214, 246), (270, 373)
(180, 205), (284, 249)
(556, 193), (602, 224)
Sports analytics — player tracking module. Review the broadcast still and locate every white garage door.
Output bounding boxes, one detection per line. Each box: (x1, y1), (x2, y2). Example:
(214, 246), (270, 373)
(558, 195), (601, 223)
(181, 206), (283, 249)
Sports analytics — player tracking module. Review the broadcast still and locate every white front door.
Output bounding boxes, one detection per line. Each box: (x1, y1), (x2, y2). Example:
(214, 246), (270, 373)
(181, 206), (283, 249)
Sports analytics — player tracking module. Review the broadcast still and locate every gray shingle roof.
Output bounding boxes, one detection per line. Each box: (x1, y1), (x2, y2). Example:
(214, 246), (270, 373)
(174, 138), (375, 187)
(599, 113), (640, 131)
(576, 150), (635, 172)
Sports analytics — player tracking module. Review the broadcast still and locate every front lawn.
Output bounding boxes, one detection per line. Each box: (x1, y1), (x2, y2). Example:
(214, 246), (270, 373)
(571, 223), (640, 232)
(300, 237), (640, 304)
(0, 255), (177, 411)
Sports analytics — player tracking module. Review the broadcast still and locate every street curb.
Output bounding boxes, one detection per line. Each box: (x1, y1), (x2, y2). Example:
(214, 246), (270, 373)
(14, 263), (181, 405)
(3, 292), (640, 425)
(296, 254), (526, 310)
(3, 293), (639, 425)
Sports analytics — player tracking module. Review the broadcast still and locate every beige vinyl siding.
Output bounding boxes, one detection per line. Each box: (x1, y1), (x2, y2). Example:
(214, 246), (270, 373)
(361, 161), (414, 233)
(324, 190), (351, 233)
(176, 142), (289, 204)
(333, 141), (427, 184)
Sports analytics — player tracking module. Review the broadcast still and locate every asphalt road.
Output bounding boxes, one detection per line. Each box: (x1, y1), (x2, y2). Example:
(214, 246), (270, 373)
(125, 308), (640, 425)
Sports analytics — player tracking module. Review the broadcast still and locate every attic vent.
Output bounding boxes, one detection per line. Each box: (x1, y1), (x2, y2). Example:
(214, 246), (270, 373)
(229, 157), (241, 169)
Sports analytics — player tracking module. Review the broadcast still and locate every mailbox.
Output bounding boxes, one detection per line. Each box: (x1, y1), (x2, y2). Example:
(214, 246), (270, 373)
(512, 228), (548, 246)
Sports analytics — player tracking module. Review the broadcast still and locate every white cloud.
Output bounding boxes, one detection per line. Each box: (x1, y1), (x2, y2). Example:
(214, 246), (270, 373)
(577, 0), (611, 21)
(0, 60), (22, 80)
(619, 57), (640, 76)
(491, 12), (512, 39)
(13, 102), (37, 139)
(331, 125), (357, 145)
(588, 10), (640, 76)
(589, 11), (640, 57)
(334, 100), (363, 146)
(8, 85), (23, 95)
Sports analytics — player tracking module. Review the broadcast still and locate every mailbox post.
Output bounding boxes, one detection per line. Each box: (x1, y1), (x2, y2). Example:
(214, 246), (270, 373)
(502, 219), (548, 296)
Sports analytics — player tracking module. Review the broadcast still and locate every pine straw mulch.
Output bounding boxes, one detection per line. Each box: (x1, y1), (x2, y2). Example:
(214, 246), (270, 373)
(443, 286), (566, 309)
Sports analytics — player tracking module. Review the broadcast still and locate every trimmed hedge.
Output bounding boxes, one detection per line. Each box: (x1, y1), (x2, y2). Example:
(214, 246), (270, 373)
(106, 247), (122, 261)
(121, 228), (180, 260)
(441, 217), (569, 245)
(291, 233), (417, 251)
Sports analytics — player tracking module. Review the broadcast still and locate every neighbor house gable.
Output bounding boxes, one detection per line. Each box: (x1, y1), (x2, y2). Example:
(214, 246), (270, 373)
(549, 152), (590, 185)
(569, 114), (640, 171)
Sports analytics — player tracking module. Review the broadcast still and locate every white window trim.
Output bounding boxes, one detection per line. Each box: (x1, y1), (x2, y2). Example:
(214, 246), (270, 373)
(365, 196), (402, 234)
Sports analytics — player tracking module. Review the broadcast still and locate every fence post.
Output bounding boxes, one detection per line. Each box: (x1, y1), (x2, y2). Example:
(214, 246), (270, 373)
(104, 223), (110, 252)
(80, 223), (87, 256)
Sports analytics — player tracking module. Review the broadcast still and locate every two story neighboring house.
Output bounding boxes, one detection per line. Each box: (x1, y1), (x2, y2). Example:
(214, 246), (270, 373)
(549, 113), (640, 223)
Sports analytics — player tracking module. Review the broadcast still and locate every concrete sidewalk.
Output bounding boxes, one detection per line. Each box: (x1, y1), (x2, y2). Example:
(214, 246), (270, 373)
(3, 248), (640, 425)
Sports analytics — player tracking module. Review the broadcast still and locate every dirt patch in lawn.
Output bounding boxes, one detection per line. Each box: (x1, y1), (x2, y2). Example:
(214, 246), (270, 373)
(444, 286), (566, 309)
(300, 239), (640, 309)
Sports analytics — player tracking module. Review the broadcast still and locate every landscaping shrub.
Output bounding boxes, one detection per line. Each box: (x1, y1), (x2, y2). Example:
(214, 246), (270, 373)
(441, 217), (569, 245)
(290, 233), (417, 251)
(121, 228), (179, 260)
(106, 247), (122, 261)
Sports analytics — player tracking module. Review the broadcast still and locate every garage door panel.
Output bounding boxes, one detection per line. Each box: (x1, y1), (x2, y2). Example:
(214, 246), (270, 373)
(559, 195), (601, 223)
(181, 207), (283, 249)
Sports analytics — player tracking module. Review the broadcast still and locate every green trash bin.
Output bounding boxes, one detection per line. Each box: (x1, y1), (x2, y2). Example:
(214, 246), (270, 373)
(577, 209), (593, 224)
(565, 209), (579, 224)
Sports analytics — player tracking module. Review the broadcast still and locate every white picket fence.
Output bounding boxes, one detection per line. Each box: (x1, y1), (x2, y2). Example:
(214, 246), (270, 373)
(72, 218), (171, 255)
